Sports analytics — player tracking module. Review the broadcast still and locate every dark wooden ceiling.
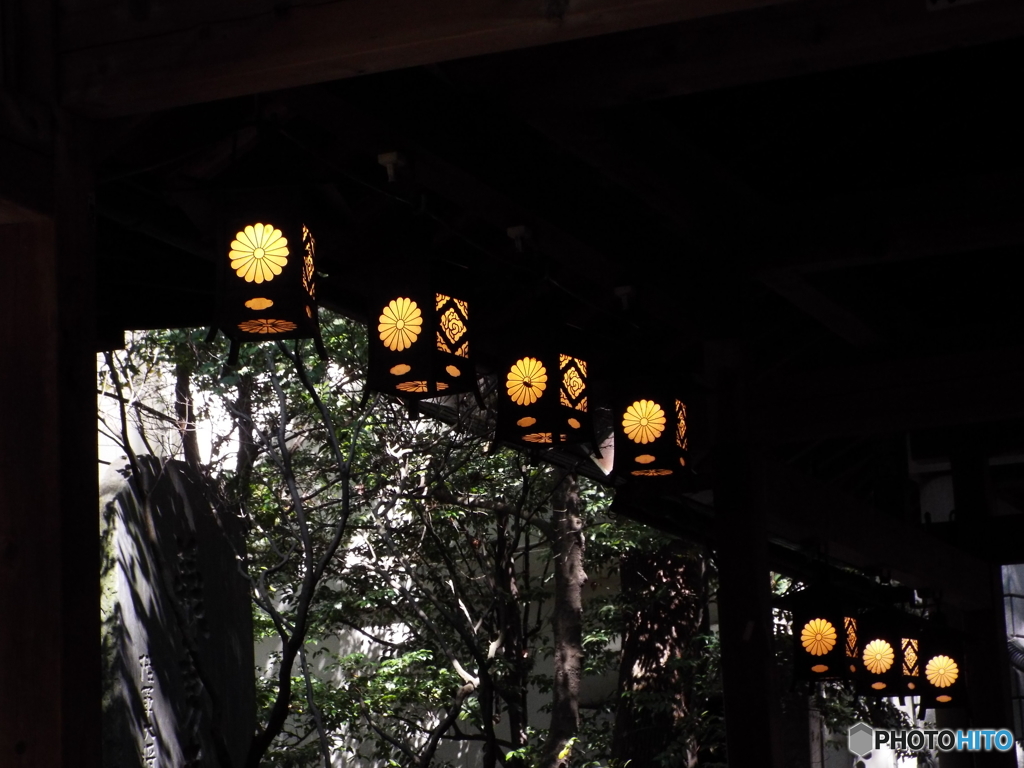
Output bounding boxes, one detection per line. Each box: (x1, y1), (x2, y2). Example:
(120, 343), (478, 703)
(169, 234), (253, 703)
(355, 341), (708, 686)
(83, 0), (1024, 604)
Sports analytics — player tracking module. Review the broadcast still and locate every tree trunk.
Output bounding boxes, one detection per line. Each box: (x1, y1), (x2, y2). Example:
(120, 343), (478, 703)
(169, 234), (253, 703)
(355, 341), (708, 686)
(611, 546), (708, 768)
(174, 363), (201, 470)
(539, 475), (586, 768)
(495, 506), (528, 766)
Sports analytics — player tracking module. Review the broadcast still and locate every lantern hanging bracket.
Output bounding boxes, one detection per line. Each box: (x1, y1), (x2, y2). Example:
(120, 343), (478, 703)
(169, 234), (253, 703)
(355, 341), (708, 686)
(378, 151), (407, 183)
(507, 225), (532, 253)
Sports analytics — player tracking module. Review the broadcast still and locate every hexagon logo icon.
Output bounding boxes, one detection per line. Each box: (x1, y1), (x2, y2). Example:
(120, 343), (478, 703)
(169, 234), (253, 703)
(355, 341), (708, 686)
(848, 722), (874, 757)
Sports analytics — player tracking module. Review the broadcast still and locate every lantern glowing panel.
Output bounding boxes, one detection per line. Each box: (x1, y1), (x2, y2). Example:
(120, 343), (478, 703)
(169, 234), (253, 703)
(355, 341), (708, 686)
(214, 212), (324, 359)
(366, 289), (475, 400)
(612, 389), (689, 480)
(495, 350), (593, 448)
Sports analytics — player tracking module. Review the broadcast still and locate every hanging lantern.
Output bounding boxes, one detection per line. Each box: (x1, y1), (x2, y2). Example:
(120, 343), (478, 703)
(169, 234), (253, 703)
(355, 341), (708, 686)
(779, 588), (860, 682)
(612, 389), (689, 479)
(213, 207), (325, 364)
(495, 346), (593, 449)
(918, 629), (964, 710)
(366, 274), (476, 400)
(856, 612), (910, 696)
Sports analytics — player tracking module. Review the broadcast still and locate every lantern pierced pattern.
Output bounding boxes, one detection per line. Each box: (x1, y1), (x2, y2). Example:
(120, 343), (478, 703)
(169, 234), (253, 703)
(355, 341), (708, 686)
(612, 391), (689, 479)
(901, 637), (920, 692)
(845, 616), (859, 667)
(367, 288), (475, 400)
(214, 215), (324, 363)
(495, 350), (592, 448)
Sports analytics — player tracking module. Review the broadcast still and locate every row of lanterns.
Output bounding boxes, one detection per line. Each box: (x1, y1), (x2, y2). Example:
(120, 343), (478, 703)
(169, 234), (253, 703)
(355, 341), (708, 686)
(212, 216), (690, 481)
(789, 591), (964, 711)
(216, 214), (973, 712)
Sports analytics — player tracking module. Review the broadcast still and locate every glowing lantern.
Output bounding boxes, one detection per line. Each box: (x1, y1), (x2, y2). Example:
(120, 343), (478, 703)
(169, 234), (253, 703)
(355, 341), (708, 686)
(918, 630), (964, 710)
(780, 588), (860, 682)
(612, 389), (689, 479)
(495, 347), (593, 449)
(213, 209), (325, 364)
(366, 277), (476, 401)
(855, 612), (912, 697)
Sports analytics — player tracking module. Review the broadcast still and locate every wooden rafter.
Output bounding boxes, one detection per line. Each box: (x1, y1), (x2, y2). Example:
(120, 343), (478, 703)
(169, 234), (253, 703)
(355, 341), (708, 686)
(438, 0), (1024, 112)
(60, 0), (802, 116)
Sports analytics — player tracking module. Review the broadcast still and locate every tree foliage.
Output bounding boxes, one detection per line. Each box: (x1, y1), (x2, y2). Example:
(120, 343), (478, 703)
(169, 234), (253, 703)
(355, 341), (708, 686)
(100, 310), (920, 768)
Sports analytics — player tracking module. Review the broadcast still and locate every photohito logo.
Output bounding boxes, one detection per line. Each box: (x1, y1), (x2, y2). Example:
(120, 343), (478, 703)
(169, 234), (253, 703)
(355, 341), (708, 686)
(848, 722), (1016, 756)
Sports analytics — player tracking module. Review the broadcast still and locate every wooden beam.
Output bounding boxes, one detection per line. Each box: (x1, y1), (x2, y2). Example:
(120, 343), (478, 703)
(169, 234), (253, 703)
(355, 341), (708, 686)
(439, 0), (1024, 112)
(0, 89), (54, 214)
(758, 267), (879, 346)
(271, 90), (672, 329)
(750, 346), (1024, 444)
(762, 459), (991, 610)
(59, 0), (801, 117)
(751, 171), (1024, 274)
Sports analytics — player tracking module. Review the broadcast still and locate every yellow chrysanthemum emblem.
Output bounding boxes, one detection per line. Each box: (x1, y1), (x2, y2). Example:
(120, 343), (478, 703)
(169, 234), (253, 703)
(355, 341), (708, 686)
(379, 298), (423, 352)
(925, 655), (958, 688)
(801, 619), (837, 656)
(230, 223), (289, 283)
(863, 639), (895, 674)
(507, 358), (548, 406)
(622, 400), (666, 444)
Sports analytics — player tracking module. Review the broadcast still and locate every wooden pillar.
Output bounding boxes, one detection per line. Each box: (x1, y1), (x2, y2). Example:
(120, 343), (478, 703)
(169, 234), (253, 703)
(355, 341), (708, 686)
(950, 431), (1015, 768)
(710, 343), (785, 766)
(0, 118), (99, 768)
(1, 1), (99, 763)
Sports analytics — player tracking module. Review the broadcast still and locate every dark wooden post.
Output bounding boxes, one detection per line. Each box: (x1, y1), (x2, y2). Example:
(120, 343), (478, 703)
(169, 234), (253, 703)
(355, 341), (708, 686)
(0, 117), (99, 767)
(710, 342), (785, 766)
(950, 430), (1015, 768)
